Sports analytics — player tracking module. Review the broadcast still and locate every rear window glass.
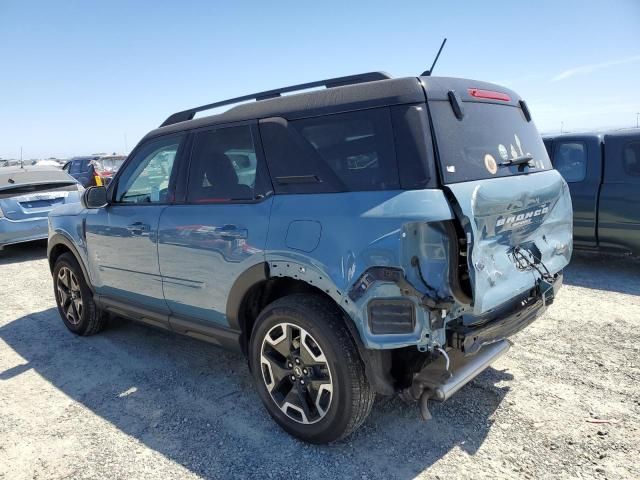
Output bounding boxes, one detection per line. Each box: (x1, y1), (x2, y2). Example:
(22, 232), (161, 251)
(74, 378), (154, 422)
(69, 159), (91, 174)
(0, 182), (77, 199)
(292, 109), (399, 191)
(429, 101), (551, 183)
(623, 141), (640, 177)
(554, 142), (587, 182)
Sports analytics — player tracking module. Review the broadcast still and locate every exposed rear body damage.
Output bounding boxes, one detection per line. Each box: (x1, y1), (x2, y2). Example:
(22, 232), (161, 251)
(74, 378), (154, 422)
(447, 170), (572, 316)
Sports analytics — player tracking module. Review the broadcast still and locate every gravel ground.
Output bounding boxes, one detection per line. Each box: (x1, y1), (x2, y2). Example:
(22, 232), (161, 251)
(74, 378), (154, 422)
(1, 241), (639, 479)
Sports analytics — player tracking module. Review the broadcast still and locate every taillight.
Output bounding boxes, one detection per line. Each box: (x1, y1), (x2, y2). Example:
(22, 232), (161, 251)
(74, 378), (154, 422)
(467, 88), (511, 102)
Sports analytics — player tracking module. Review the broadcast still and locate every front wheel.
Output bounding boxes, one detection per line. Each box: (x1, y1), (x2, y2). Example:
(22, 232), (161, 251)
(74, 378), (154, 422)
(250, 294), (375, 443)
(53, 253), (106, 336)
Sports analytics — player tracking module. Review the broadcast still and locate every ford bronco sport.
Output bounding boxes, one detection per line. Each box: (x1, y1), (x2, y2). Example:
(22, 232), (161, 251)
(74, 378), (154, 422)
(48, 71), (572, 443)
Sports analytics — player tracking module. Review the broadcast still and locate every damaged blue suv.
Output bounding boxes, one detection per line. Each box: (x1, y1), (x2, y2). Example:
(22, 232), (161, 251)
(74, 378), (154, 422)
(48, 71), (572, 443)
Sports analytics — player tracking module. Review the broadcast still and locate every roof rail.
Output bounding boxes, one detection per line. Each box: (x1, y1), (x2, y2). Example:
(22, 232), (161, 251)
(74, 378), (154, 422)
(159, 71), (392, 127)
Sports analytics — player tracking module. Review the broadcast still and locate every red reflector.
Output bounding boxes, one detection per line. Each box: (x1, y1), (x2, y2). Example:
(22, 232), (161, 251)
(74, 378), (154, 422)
(468, 88), (511, 102)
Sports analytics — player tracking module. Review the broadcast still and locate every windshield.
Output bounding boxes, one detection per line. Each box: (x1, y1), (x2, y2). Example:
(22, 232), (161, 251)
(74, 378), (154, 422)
(429, 100), (551, 184)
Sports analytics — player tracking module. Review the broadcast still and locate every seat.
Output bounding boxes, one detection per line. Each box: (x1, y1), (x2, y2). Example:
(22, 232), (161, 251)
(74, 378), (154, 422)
(192, 152), (252, 202)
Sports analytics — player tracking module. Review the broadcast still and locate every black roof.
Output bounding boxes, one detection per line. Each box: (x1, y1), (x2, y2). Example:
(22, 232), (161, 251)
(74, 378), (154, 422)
(143, 72), (523, 142)
(144, 73), (426, 141)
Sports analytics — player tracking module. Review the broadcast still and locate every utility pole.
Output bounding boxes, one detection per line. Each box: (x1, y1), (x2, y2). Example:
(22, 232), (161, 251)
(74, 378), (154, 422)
(20, 146), (23, 169)
(560, 121), (564, 134)
(636, 112), (639, 128)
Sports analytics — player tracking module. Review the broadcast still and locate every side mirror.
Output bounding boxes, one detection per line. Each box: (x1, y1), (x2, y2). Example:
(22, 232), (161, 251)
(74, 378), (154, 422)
(81, 186), (108, 209)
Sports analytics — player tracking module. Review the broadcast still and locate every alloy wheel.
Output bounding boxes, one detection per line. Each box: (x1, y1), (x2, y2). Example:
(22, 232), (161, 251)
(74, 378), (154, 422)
(260, 322), (333, 424)
(56, 267), (83, 325)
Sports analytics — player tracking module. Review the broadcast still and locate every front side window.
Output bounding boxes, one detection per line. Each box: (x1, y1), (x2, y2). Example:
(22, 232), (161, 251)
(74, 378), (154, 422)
(554, 142), (587, 183)
(187, 125), (257, 203)
(115, 136), (183, 204)
(623, 141), (640, 177)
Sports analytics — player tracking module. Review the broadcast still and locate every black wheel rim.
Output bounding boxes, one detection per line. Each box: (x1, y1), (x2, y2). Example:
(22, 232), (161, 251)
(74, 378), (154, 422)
(260, 322), (333, 424)
(56, 266), (83, 326)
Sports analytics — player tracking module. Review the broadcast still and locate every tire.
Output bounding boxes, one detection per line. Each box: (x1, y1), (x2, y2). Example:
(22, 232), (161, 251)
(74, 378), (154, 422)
(250, 293), (375, 443)
(52, 253), (107, 336)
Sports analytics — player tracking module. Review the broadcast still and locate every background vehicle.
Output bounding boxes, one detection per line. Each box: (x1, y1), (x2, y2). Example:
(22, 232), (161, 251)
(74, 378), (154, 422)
(544, 130), (640, 255)
(63, 155), (126, 188)
(48, 72), (572, 443)
(0, 166), (83, 249)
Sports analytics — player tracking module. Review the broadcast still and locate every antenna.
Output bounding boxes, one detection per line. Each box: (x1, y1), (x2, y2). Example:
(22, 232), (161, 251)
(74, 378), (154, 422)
(421, 38), (447, 76)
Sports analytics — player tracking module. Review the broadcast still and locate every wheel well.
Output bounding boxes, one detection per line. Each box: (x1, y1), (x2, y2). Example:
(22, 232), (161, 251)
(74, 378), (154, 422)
(48, 243), (72, 272)
(237, 277), (340, 356)
(236, 275), (397, 395)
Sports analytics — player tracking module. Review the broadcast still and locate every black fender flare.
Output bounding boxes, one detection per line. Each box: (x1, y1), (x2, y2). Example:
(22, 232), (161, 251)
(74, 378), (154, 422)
(225, 262), (269, 331)
(48, 233), (94, 292)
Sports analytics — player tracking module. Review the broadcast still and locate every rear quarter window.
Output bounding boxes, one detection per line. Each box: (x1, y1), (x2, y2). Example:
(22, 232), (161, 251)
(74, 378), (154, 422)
(294, 109), (398, 191)
(260, 108), (399, 193)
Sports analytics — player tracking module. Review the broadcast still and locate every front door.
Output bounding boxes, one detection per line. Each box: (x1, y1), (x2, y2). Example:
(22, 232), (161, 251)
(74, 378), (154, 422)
(86, 134), (186, 318)
(158, 123), (272, 334)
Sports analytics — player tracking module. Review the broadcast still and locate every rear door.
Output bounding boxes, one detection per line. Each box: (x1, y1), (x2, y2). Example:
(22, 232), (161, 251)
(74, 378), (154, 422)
(598, 133), (640, 254)
(158, 122), (273, 334)
(422, 77), (573, 315)
(549, 135), (601, 247)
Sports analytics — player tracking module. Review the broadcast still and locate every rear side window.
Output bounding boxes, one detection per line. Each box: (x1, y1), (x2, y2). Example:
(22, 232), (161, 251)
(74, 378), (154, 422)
(294, 110), (398, 191)
(261, 108), (399, 193)
(623, 141), (640, 177)
(187, 125), (258, 203)
(553, 142), (587, 182)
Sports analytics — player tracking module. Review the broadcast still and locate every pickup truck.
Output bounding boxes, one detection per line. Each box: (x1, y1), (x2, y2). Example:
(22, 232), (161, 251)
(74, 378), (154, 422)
(544, 130), (640, 255)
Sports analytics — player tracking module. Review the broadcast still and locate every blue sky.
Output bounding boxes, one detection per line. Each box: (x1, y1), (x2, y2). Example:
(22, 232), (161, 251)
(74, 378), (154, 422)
(1, 0), (639, 159)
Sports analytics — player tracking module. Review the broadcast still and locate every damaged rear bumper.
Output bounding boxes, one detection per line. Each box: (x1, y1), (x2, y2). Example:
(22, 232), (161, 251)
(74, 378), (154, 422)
(403, 273), (562, 416)
(447, 272), (563, 354)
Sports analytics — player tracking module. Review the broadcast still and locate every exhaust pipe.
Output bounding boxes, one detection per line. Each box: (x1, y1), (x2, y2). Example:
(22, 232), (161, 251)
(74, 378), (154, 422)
(431, 339), (511, 401)
(412, 339), (511, 420)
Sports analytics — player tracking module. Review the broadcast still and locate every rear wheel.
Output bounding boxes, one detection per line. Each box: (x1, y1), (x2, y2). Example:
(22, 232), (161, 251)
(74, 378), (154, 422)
(250, 294), (375, 443)
(53, 253), (106, 336)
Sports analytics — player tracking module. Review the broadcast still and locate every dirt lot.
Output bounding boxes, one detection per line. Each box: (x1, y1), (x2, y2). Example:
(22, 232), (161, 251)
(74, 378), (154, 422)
(0, 241), (639, 479)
